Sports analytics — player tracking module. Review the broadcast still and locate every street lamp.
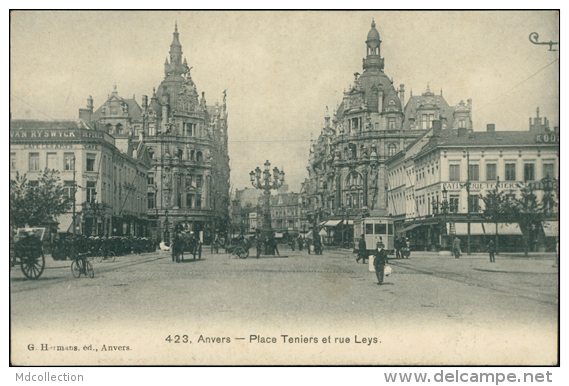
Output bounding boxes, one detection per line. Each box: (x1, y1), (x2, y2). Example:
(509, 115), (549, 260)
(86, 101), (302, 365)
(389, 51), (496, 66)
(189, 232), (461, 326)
(250, 160), (285, 255)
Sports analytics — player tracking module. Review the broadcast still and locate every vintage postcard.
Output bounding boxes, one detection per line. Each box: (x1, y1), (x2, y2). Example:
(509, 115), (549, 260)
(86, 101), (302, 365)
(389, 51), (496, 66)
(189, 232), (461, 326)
(9, 10), (559, 367)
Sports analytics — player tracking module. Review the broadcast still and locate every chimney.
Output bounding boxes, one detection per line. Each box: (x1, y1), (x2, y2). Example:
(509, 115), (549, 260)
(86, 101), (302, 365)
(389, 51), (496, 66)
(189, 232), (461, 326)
(486, 124), (495, 132)
(458, 127), (467, 137)
(432, 119), (442, 136)
(142, 95), (148, 110)
(399, 84), (405, 108)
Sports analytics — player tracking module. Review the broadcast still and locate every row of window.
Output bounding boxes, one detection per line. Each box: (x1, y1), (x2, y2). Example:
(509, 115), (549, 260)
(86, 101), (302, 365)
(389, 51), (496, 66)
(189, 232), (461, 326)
(12, 152), (99, 172)
(449, 162), (555, 182)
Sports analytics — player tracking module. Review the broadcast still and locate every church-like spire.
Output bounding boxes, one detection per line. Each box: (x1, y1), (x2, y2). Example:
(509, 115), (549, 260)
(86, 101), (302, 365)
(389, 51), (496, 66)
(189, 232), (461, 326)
(169, 21), (182, 65)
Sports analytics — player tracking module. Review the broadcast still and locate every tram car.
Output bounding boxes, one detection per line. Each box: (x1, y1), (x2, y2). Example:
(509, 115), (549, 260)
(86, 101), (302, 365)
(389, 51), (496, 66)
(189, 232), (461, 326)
(353, 216), (395, 253)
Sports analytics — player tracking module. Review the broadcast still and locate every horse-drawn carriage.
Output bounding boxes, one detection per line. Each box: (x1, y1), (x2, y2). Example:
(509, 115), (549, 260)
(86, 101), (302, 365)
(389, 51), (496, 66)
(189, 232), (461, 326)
(10, 228), (47, 280)
(171, 231), (202, 263)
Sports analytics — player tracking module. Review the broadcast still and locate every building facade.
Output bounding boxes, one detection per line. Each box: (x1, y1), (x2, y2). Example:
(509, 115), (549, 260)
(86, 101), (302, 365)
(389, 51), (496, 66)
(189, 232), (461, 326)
(230, 186), (307, 239)
(302, 21), (472, 244)
(9, 119), (151, 236)
(386, 109), (559, 252)
(81, 23), (231, 244)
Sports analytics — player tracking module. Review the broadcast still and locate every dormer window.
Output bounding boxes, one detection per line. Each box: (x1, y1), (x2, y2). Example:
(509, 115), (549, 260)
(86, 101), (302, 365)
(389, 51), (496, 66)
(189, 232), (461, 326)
(422, 114), (434, 130)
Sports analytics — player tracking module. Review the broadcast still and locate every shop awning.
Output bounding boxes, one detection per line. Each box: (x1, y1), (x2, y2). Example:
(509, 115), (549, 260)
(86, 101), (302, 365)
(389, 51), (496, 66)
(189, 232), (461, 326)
(542, 221), (558, 237)
(323, 220), (342, 227)
(318, 229), (327, 236)
(346, 220), (354, 225)
(56, 213), (82, 233)
(397, 223), (421, 233)
(452, 222), (522, 236)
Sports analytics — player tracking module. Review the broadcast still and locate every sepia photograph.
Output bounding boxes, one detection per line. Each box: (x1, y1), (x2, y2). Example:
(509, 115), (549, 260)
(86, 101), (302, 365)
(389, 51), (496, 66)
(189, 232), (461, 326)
(9, 10), (560, 367)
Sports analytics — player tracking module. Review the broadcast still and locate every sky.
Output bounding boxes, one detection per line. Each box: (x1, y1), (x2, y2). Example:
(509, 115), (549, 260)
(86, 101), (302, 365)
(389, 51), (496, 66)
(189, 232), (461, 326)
(10, 10), (560, 193)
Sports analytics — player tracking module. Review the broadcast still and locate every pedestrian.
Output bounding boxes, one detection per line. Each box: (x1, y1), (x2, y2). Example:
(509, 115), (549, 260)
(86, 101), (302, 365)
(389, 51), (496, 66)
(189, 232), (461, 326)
(298, 235), (303, 251)
(289, 237), (296, 251)
(487, 239), (496, 263)
(373, 241), (389, 285)
(356, 234), (367, 263)
(306, 238), (311, 255)
(394, 236), (401, 259)
(255, 235), (263, 258)
(452, 237), (461, 259)
(272, 235), (280, 256)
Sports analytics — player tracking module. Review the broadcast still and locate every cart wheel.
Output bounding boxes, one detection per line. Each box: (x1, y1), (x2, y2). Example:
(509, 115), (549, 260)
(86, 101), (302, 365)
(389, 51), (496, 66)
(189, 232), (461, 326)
(20, 251), (45, 280)
(71, 261), (82, 278)
(108, 251), (116, 263)
(96, 253), (104, 263)
(86, 261), (94, 278)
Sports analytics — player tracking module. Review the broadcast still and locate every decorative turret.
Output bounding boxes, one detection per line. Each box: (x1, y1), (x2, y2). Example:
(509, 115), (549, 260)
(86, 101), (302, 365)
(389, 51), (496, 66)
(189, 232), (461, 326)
(170, 21), (182, 65)
(164, 22), (187, 77)
(363, 20), (384, 72)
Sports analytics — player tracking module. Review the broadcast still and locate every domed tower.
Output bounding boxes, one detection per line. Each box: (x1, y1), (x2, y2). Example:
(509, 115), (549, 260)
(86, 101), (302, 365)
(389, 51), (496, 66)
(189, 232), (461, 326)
(363, 20), (384, 72)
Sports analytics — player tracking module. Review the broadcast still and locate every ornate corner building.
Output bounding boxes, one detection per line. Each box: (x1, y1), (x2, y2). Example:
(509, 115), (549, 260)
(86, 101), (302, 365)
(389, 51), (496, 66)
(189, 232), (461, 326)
(82, 23), (230, 243)
(302, 21), (472, 242)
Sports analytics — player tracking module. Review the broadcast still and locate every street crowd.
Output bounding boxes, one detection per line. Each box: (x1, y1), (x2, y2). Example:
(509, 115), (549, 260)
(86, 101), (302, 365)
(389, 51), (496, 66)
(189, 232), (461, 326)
(51, 235), (156, 260)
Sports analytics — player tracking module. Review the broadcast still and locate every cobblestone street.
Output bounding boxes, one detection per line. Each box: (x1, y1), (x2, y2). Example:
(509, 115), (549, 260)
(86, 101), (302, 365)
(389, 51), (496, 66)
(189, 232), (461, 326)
(10, 247), (558, 365)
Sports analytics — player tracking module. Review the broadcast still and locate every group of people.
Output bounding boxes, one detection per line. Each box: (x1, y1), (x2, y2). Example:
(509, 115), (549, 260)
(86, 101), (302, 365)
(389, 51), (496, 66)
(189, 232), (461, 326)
(51, 235), (156, 260)
(289, 235), (322, 255)
(394, 236), (411, 259)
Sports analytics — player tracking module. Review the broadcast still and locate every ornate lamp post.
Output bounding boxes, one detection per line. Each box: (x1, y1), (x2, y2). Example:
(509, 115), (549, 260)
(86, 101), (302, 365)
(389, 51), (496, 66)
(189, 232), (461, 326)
(249, 160), (285, 255)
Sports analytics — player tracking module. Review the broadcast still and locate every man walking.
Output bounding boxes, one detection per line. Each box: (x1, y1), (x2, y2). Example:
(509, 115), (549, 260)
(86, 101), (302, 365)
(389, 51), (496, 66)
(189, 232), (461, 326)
(487, 239), (496, 263)
(356, 234), (367, 263)
(255, 235), (263, 258)
(452, 237), (461, 259)
(373, 241), (389, 285)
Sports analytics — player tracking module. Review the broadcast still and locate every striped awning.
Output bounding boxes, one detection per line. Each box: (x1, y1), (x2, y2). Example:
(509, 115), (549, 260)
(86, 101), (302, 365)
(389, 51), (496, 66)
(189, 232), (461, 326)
(56, 213), (82, 233)
(542, 221), (558, 237)
(452, 222), (522, 236)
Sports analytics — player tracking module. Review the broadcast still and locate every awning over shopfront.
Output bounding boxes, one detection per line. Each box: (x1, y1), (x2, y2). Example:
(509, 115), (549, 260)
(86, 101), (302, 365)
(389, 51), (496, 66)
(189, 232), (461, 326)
(451, 222), (522, 236)
(542, 221), (558, 237)
(323, 220), (342, 227)
(346, 220), (354, 225)
(397, 223), (421, 233)
(56, 213), (82, 233)
(318, 229), (327, 236)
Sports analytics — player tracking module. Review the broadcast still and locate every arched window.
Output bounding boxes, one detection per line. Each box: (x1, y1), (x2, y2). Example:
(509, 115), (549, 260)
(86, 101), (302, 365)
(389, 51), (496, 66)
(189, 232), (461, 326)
(344, 171), (364, 209)
(388, 143), (397, 157)
(106, 123), (113, 134)
(116, 123), (123, 134)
